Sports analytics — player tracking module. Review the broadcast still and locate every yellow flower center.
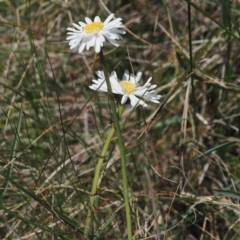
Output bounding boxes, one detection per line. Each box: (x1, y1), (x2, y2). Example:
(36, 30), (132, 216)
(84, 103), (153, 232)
(84, 21), (103, 34)
(119, 81), (136, 95)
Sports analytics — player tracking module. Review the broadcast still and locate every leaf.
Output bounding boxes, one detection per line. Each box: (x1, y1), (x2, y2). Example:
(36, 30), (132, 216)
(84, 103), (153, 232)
(193, 141), (235, 161)
(93, 214), (117, 240)
(213, 189), (240, 200)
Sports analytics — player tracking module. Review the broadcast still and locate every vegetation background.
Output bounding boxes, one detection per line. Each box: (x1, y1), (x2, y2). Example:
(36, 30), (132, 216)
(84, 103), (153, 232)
(0, 0), (240, 239)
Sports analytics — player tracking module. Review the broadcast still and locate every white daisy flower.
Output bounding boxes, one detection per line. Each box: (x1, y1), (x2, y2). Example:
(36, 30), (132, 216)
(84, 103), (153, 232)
(66, 14), (125, 53)
(89, 70), (161, 108)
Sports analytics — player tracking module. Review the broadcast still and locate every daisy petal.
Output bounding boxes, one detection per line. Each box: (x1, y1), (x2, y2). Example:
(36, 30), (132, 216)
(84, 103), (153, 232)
(129, 95), (147, 108)
(94, 16), (101, 22)
(104, 14), (114, 25)
(85, 17), (92, 24)
(121, 95), (129, 104)
(123, 70), (129, 81)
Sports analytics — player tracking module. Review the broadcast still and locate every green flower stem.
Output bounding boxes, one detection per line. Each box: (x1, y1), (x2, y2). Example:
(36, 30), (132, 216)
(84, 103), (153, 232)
(101, 65), (132, 240)
(84, 105), (124, 236)
(84, 50), (132, 239)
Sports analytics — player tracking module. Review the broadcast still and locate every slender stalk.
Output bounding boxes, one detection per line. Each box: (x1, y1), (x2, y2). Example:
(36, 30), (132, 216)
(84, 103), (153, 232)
(221, 0), (232, 101)
(85, 50), (132, 239)
(120, 146), (132, 240)
(187, 1), (198, 138)
(84, 105), (124, 236)
(99, 50), (132, 239)
(0, 108), (22, 202)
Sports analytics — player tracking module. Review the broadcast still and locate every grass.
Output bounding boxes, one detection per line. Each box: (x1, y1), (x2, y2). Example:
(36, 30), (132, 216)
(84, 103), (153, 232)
(1, 0), (240, 239)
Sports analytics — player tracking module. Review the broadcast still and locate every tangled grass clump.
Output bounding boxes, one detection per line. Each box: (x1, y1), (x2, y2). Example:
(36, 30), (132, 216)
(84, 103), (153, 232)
(0, 0), (240, 239)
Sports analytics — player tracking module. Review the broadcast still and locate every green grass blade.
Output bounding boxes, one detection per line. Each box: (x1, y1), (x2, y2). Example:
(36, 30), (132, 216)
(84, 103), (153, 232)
(93, 214), (117, 240)
(193, 141), (236, 161)
(213, 189), (240, 200)
(0, 107), (22, 202)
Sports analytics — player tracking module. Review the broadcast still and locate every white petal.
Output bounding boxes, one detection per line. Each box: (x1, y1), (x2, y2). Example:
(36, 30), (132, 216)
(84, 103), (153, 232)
(129, 95), (147, 108)
(143, 77), (152, 87)
(143, 93), (161, 103)
(94, 39), (101, 53)
(110, 80), (124, 94)
(86, 36), (96, 50)
(69, 42), (79, 50)
(104, 18), (123, 29)
(135, 72), (142, 82)
(79, 43), (86, 53)
(103, 32), (121, 40)
(72, 23), (83, 31)
(96, 71), (104, 78)
(123, 70), (129, 80)
(85, 17), (92, 24)
(98, 34), (105, 43)
(134, 89), (148, 96)
(130, 72), (142, 84)
(78, 21), (86, 27)
(121, 95), (128, 104)
(109, 71), (118, 81)
(94, 16), (101, 22)
(106, 38), (119, 47)
(104, 14), (114, 25)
